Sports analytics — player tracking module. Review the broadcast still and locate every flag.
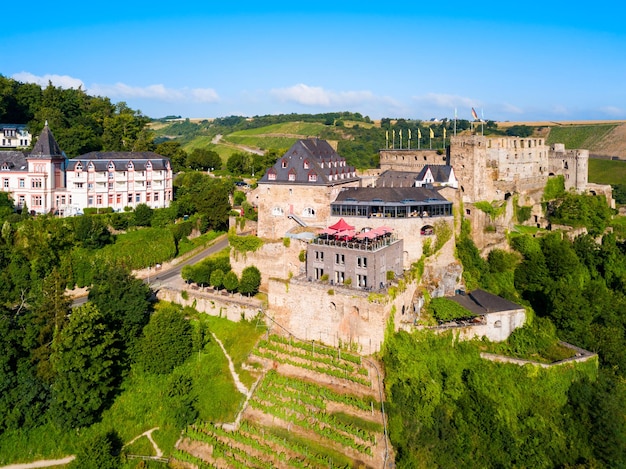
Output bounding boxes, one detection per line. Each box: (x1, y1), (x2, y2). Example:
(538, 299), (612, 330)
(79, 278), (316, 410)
(408, 129), (412, 139)
(471, 107), (479, 120)
(417, 128), (422, 139)
(429, 128), (434, 138)
(399, 129), (402, 140)
(443, 128), (446, 139)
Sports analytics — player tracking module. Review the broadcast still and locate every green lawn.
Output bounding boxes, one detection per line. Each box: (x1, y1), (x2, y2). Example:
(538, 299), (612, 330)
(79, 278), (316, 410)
(588, 158), (626, 185)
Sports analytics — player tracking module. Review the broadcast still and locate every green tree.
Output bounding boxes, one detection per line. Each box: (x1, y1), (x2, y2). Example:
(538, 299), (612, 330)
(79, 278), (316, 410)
(239, 265), (261, 296)
(223, 270), (239, 292)
(136, 303), (192, 374)
(133, 203), (153, 227)
(51, 303), (119, 428)
(155, 140), (188, 172)
(70, 430), (122, 469)
(210, 268), (224, 289)
(187, 148), (222, 171)
(88, 264), (152, 360)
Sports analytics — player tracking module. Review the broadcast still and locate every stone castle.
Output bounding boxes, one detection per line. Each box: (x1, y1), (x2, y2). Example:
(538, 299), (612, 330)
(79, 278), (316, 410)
(229, 134), (612, 353)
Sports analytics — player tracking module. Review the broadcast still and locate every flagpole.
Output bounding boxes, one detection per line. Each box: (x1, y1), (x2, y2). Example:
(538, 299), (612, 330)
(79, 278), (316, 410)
(481, 108), (484, 136)
(454, 108), (457, 137)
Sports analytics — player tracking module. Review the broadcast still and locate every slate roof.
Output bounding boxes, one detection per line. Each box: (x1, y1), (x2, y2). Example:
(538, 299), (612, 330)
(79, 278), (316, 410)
(333, 186), (450, 205)
(0, 150), (28, 171)
(29, 123), (63, 158)
(416, 165), (454, 182)
(375, 170), (419, 187)
(258, 138), (359, 185)
(449, 289), (524, 316)
(67, 151), (171, 171)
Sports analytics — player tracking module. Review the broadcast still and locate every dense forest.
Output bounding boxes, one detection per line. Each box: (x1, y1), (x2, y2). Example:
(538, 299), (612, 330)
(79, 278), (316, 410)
(1, 75), (626, 467)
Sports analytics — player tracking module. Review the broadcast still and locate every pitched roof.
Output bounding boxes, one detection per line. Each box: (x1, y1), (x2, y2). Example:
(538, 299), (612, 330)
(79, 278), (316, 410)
(449, 289), (524, 316)
(416, 165), (453, 182)
(29, 123), (63, 158)
(0, 150), (28, 171)
(67, 152), (171, 172)
(375, 170), (419, 187)
(258, 138), (359, 186)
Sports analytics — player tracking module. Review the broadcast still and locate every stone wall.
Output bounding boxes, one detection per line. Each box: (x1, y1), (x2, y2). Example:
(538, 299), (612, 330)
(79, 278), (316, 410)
(379, 148), (449, 172)
(156, 286), (263, 322)
(252, 181), (359, 239)
(230, 239), (306, 290)
(267, 277), (416, 355)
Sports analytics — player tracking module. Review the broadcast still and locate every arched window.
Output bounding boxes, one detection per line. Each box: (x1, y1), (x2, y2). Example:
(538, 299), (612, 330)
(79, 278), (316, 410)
(272, 206), (284, 216)
(302, 207), (315, 218)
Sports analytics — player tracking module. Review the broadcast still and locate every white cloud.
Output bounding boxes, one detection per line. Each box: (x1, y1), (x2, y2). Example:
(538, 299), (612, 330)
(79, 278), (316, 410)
(90, 83), (219, 103)
(12, 72), (85, 89)
(12, 72), (219, 104)
(270, 84), (393, 108)
(412, 93), (476, 110)
(598, 105), (623, 117)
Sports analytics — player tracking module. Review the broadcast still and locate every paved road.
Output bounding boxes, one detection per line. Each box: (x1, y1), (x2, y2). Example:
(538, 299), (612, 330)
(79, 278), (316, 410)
(72, 234), (229, 307)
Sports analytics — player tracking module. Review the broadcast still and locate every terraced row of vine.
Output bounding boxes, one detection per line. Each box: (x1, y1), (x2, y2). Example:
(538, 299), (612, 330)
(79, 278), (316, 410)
(252, 334), (371, 386)
(171, 334), (387, 468)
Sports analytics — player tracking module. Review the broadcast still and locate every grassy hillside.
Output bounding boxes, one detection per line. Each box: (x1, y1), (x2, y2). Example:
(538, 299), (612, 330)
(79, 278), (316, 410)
(588, 158), (626, 185)
(546, 124), (617, 149)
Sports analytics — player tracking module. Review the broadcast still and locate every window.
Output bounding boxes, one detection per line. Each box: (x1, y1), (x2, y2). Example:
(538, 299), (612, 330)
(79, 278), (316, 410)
(19, 178), (24, 188)
(357, 274), (367, 287)
(302, 207), (315, 218)
(308, 173), (317, 182)
(315, 268), (324, 280)
(288, 169), (296, 181)
(108, 182), (113, 189)
(96, 195), (103, 205)
(31, 195), (42, 207)
(88, 196), (93, 206)
(268, 169), (276, 181)
(116, 194), (122, 204)
(315, 251), (324, 261)
(32, 178), (42, 188)
(146, 181), (151, 188)
(154, 193), (159, 201)
(357, 256), (367, 268)
(335, 271), (345, 284)
(128, 194), (133, 203)
(335, 253), (345, 265)
(87, 183), (93, 189)
(146, 192), (151, 202)
(135, 194), (141, 202)
(108, 172), (114, 179)
(18, 195), (25, 207)
(303, 160), (310, 169)
(272, 206), (284, 216)
(75, 182), (83, 188)
(2, 179), (8, 189)
(281, 159), (288, 168)
(108, 194), (113, 205)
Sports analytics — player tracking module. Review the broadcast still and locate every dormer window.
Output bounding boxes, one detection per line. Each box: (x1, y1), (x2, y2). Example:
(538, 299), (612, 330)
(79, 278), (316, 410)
(288, 169), (296, 181)
(75, 163), (82, 171)
(308, 172), (317, 182)
(281, 159), (288, 169)
(127, 162), (134, 170)
(108, 161), (115, 171)
(303, 159), (310, 169)
(146, 161), (152, 170)
(88, 162), (94, 170)
(267, 168), (277, 181)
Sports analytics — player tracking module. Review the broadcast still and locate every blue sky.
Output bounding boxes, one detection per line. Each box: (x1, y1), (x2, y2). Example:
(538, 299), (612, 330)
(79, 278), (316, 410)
(3, 1), (625, 122)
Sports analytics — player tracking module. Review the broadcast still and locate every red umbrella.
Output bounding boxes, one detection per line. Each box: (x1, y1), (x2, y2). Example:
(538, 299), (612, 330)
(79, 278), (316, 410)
(374, 225), (393, 234)
(318, 227), (338, 235)
(356, 230), (378, 240)
(336, 229), (356, 239)
(329, 218), (355, 231)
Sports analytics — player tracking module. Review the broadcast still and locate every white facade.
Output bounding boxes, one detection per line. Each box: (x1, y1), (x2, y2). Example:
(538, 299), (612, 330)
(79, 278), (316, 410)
(0, 124), (173, 215)
(0, 124), (32, 148)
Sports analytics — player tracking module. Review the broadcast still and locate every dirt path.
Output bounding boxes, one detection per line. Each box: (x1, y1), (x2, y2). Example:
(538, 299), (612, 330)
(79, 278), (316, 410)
(0, 456), (75, 469)
(125, 427), (163, 457)
(211, 332), (249, 396)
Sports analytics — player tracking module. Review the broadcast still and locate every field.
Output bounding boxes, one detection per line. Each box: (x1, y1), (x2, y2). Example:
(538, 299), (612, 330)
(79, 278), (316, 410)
(588, 158), (626, 185)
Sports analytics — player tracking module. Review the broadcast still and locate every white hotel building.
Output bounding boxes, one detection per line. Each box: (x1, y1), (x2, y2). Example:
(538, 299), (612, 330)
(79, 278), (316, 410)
(0, 123), (173, 215)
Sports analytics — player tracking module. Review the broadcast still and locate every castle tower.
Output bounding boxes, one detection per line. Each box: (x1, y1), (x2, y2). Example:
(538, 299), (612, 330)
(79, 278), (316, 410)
(26, 122), (68, 213)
